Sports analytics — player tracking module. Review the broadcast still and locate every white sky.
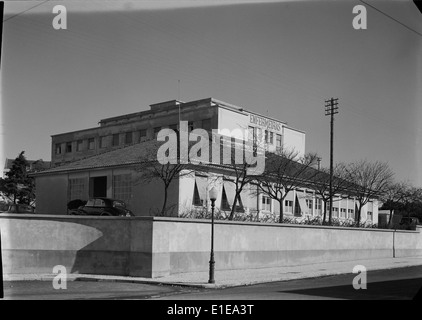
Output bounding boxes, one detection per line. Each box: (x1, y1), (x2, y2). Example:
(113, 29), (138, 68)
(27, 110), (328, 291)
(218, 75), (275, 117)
(1, 0), (422, 186)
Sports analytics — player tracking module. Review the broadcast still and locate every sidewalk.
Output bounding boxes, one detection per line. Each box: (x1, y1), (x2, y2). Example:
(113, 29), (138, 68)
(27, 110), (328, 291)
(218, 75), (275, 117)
(4, 256), (422, 289)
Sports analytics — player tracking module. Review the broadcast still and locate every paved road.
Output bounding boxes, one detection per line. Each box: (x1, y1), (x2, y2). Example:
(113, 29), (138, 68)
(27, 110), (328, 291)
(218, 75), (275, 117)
(2, 280), (196, 300)
(154, 266), (422, 300)
(2, 266), (421, 300)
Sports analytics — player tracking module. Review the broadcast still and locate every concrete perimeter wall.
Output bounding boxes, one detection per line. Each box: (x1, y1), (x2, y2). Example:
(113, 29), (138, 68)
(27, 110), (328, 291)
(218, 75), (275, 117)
(1, 215), (421, 278)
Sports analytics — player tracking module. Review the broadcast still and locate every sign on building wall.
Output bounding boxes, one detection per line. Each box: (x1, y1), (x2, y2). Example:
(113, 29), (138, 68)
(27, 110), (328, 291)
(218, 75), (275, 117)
(249, 114), (282, 132)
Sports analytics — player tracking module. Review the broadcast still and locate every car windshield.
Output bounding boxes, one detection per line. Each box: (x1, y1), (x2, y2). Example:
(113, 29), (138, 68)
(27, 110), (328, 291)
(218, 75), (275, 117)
(113, 201), (126, 208)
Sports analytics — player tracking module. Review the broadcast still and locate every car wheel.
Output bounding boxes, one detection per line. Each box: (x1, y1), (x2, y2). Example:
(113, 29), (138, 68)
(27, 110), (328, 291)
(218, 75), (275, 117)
(101, 211), (112, 216)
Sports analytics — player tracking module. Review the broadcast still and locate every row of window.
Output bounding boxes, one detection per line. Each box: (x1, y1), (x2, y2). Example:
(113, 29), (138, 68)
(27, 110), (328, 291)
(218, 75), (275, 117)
(261, 197), (372, 220)
(68, 174), (132, 204)
(191, 181), (372, 219)
(55, 119), (213, 155)
(248, 126), (282, 147)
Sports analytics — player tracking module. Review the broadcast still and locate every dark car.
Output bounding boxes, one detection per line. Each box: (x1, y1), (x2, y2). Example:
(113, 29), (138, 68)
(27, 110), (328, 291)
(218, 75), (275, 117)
(399, 217), (420, 230)
(71, 198), (134, 217)
(0, 203), (35, 214)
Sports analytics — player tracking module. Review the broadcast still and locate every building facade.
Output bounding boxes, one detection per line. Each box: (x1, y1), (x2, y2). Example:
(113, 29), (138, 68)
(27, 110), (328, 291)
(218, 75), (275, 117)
(36, 97), (377, 223)
(51, 98), (305, 167)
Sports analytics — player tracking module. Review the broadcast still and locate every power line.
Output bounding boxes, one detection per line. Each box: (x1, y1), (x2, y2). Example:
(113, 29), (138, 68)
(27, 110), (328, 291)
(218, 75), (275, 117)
(359, 0), (422, 37)
(3, 0), (50, 23)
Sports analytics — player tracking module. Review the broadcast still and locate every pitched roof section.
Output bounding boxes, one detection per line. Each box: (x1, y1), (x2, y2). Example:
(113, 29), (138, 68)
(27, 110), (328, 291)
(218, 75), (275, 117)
(33, 140), (159, 175)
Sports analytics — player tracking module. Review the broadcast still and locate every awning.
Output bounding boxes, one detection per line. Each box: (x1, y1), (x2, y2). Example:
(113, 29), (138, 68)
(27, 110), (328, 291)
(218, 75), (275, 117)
(285, 190), (294, 201)
(223, 181), (237, 206)
(195, 177), (208, 202)
(296, 192), (307, 214)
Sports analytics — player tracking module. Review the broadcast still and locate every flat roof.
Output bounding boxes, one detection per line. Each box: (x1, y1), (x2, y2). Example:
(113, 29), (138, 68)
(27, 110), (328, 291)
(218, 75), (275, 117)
(51, 97), (305, 137)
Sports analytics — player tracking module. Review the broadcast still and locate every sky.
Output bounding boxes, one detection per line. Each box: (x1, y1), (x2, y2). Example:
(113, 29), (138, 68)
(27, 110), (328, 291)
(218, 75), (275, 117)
(1, 0), (422, 186)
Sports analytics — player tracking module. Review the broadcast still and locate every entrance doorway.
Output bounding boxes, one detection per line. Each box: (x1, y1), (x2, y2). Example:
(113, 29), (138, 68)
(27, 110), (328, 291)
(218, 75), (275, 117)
(90, 176), (107, 197)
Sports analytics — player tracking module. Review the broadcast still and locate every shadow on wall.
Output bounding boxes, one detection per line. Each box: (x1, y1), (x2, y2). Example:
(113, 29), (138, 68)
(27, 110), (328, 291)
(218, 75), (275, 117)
(70, 217), (154, 277)
(1, 215), (153, 277)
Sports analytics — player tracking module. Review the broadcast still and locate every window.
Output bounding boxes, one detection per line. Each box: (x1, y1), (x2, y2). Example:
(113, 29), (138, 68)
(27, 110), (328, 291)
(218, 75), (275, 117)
(112, 134), (119, 146)
(285, 200), (293, 213)
(276, 134), (282, 151)
(76, 140), (83, 152)
(315, 199), (322, 215)
(262, 196), (271, 212)
(367, 211), (373, 220)
(55, 143), (62, 155)
(94, 199), (105, 207)
(265, 130), (269, 143)
(69, 178), (85, 200)
(188, 121), (194, 132)
(87, 138), (95, 150)
(125, 132), (133, 144)
(248, 126), (257, 152)
(315, 199), (322, 210)
(306, 199), (313, 211)
(154, 127), (161, 138)
(270, 132), (274, 144)
(340, 208), (347, 218)
(348, 209), (354, 219)
(100, 136), (107, 148)
(139, 129), (147, 142)
(202, 119), (211, 131)
(332, 207), (339, 218)
(113, 174), (132, 204)
(66, 142), (72, 153)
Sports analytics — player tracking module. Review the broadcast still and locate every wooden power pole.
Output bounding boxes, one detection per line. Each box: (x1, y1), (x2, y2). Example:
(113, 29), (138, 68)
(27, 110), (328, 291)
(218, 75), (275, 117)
(325, 97), (339, 225)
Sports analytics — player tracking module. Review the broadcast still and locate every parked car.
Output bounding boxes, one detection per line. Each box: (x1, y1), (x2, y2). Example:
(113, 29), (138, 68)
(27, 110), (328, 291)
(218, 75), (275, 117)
(70, 198), (134, 217)
(399, 217), (420, 230)
(0, 203), (35, 214)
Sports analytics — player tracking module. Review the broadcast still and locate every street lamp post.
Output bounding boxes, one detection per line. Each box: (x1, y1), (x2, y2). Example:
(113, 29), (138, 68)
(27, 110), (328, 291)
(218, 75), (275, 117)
(208, 187), (218, 284)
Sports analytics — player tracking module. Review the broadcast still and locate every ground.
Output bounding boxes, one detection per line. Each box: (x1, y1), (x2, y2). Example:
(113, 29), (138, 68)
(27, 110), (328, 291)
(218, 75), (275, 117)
(2, 265), (421, 301)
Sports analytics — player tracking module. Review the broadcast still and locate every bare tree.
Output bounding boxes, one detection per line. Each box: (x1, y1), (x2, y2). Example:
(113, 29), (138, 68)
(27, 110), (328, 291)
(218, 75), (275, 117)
(400, 186), (422, 220)
(220, 138), (265, 221)
(343, 160), (394, 223)
(135, 140), (193, 216)
(379, 181), (411, 225)
(308, 163), (351, 225)
(256, 147), (319, 223)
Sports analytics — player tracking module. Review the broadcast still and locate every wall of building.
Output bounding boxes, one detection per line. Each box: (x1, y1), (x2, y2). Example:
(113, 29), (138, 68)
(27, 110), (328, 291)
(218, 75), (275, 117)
(283, 126), (306, 157)
(35, 167), (180, 216)
(35, 167), (378, 224)
(51, 99), (219, 166)
(1, 215), (420, 278)
(35, 174), (68, 214)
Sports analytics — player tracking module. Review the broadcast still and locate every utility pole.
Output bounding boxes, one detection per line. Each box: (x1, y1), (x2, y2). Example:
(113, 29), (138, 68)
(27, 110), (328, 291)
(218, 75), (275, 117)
(178, 79), (181, 128)
(0, 0), (4, 299)
(325, 98), (339, 225)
